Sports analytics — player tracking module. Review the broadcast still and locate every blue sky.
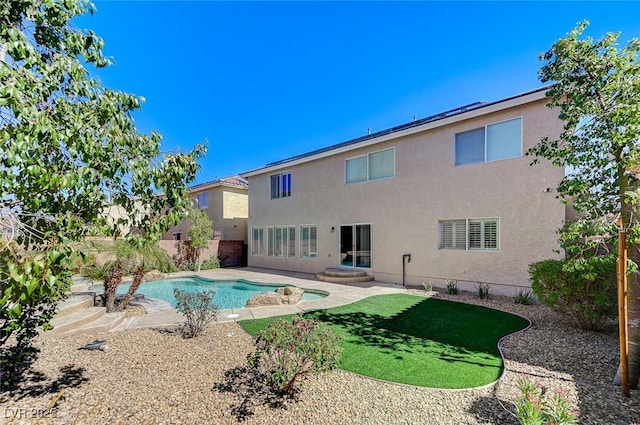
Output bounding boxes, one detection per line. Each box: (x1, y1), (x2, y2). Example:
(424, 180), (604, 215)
(76, 1), (640, 185)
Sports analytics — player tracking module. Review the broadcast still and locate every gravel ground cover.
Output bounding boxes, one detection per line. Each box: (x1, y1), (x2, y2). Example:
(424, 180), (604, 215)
(1, 288), (639, 424)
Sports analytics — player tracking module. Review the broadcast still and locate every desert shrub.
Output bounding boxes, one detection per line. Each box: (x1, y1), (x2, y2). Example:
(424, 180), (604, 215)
(445, 278), (458, 295)
(247, 315), (342, 397)
(201, 256), (222, 270)
(529, 256), (616, 331)
(476, 282), (490, 299)
(515, 289), (536, 305)
(174, 289), (219, 338)
(514, 379), (578, 425)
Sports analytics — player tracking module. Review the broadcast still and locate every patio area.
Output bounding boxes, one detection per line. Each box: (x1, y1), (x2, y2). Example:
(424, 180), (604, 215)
(62, 267), (408, 334)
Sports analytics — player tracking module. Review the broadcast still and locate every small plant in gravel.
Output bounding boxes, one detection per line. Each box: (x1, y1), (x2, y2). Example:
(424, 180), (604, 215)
(476, 282), (490, 299)
(422, 281), (434, 292)
(514, 379), (578, 425)
(445, 278), (458, 295)
(174, 289), (219, 338)
(247, 315), (341, 397)
(515, 289), (536, 305)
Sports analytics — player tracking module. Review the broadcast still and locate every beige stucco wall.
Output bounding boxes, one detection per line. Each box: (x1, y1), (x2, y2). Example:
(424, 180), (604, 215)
(223, 189), (249, 242)
(161, 186), (248, 242)
(246, 97), (566, 293)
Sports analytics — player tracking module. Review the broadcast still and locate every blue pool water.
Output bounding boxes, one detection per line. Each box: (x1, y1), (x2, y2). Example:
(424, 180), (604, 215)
(113, 276), (326, 309)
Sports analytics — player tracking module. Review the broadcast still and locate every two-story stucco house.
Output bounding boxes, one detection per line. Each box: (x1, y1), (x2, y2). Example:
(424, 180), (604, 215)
(240, 87), (565, 293)
(161, 176), (249, 266)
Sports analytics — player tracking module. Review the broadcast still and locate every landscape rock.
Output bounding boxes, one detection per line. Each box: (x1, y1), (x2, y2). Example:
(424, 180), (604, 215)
(246, 291), (284, 307)
(144, 269), (167, 282)
(246, 287), (305, 307)
(80, 339), (109, 352)
(276, 286), (304, 304)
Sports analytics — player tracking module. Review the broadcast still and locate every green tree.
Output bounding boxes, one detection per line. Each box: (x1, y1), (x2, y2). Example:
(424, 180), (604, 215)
(187, 201), (214, 272)
(528, 21), (640, 392)
(0, 0), (205, 387)
(102, 239), (175, 313)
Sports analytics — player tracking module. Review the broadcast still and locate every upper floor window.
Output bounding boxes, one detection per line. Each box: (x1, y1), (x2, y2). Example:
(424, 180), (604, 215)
(346, 147), (395, 184)
(270, 171), (292, 199)
(455, 117), (522, 166)
(193, 192), (208, 209)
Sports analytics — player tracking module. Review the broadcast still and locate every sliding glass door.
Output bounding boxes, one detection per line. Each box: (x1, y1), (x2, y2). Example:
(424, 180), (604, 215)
(340, 224), (371, 268)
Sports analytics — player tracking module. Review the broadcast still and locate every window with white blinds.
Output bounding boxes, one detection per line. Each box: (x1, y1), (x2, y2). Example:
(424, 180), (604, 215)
(486, 118), (522, 161)
(455, 117), (522, 166)
(346, 156), (368, 183)
(440, 220), (467, 249)
(251, 227), (264, 256)
(346, 148), (395, 183)
(300, 225), (317, 259)
(439, 218), (499, 251)
(267, 226), (296, 257)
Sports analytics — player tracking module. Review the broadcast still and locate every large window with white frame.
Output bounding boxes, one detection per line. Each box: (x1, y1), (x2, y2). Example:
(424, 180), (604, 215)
(439, 218), (499, 251)
(455, 117), (522, 166)
(346, 148), (395, 184)
(251, 227), (264, 256)
(300, 225), (317, 259)
(267, 225), (296, 257)
(270, 171), (292, 199)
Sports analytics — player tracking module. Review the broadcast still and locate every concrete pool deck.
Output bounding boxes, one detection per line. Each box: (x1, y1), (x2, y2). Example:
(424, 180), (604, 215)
(93, 267), (409, 333)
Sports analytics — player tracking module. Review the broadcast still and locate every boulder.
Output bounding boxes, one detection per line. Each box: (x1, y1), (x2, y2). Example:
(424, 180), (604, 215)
(276, 287), (304, 304)
(246, 287), (305, 307)
(246, 291), (284, 307)
(144, 269), (167, 282)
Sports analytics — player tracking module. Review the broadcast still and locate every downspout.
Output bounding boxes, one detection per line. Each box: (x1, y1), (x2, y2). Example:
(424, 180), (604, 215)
(402, 254), (411, 287)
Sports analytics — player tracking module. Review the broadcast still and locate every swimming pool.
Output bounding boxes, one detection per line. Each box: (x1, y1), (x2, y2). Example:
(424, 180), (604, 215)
(112, 276), (326, 309)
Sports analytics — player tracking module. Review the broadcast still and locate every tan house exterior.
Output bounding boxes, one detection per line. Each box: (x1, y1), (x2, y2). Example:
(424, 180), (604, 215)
(161, 176), (249, 243)
(241, 87), (566, 293)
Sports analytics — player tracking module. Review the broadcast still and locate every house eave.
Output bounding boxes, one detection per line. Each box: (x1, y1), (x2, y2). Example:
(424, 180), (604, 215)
(240, 87), (549, 178)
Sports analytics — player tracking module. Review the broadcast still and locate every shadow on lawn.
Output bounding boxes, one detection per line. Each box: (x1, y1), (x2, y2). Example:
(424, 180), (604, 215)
(308, 297), (526, 362)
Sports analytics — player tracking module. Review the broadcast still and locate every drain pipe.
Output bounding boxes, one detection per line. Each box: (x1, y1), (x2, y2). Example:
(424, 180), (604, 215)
(402, 254), (411, 287)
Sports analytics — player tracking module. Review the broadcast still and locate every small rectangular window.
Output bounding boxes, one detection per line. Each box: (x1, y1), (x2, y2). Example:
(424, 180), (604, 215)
(455, 118), (522, 166)
(346, 148), (395, 184)
(486, 118), (522, 161)
(300, 225), (317, 259)
(270, 172), (292, 199)
(267, 225), (296, 257)
(346, 156), (368, 183)
(368, 148), (395, 180)
(439, 218), (499, 251)
(251, 227), (264, 256)
(196, 192), (208, 208)
(439, 220), (466, 249)
(455, 128), (485, 166)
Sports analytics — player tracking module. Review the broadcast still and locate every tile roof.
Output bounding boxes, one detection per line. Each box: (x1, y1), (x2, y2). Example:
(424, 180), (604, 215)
(189, 176), (248, 192)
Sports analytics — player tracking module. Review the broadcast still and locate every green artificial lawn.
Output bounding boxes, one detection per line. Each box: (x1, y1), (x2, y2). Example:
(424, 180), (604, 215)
(239, 294), (529, 388)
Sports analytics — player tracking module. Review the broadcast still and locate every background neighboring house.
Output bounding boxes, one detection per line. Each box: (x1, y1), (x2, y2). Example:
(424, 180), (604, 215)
(241, 87), (566, 293)
(160, 176), (249, 266)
